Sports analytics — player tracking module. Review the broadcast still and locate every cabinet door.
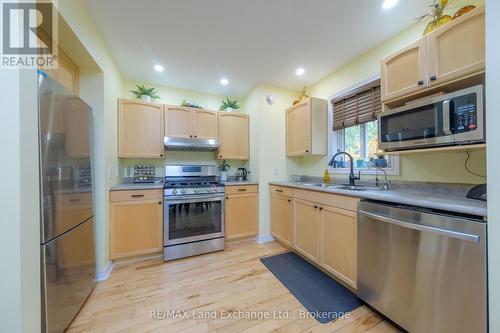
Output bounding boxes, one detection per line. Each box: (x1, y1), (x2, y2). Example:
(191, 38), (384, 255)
(270, 194), (293, 247)
(193, 109), (218, 140)
(63, 98), (90, 157)
(294, 199), (320, 263)
(118, 99), (164, 158)
(321, 205), (357, 288)
(218, 113), (249, 160)
(286, 102), (310, 156)
(165, 107), (193, 139)
(109, 199), (163, 259)
(427, 7), (485, 86)
(225, 193), (258, 240)
(381, 38), (428, 102)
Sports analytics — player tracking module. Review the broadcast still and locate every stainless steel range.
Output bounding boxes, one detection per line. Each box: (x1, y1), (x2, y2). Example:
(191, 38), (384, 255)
(163, 165), (225, 261)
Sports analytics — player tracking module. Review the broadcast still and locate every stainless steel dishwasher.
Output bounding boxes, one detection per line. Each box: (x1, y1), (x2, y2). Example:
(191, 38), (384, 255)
(357, 200), (487, 333)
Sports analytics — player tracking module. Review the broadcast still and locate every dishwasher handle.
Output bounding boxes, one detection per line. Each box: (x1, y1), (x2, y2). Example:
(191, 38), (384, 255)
(358, 210), (480, 243)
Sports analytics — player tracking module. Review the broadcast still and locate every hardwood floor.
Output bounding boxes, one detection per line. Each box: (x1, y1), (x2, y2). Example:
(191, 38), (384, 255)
(68, 239), (400, 333)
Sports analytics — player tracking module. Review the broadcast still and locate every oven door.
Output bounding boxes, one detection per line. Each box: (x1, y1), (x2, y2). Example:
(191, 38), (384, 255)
(164, 194), (225, 246)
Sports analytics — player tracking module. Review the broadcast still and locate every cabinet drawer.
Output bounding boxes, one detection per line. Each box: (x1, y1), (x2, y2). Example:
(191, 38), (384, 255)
(294, 189), (359, 211)
(225, 185), (258, 195)
(270, 185), (293, 197)
(110, 189), (163, 202)
(55, 192), (93, 208)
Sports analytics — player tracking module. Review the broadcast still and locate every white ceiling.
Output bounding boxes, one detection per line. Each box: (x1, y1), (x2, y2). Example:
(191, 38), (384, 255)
(83, 0), (428, 97)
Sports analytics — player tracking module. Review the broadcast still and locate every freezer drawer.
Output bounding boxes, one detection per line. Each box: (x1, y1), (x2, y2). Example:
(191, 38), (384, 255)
(357, 201), (487, 333)
(42, 217), (96, 333)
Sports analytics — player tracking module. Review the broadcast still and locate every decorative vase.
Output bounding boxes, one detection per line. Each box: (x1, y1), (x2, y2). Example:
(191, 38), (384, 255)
(423, 15), (452, 35)
(224, 107), (234, 112)
(220, 171), (228, 182)
(140, 95), (151, 102)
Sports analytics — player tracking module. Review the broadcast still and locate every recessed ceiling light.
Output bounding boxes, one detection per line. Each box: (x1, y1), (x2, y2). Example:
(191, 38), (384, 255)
(296, 67), (305, 76)
(382, 0), (398, 10)
(154, 64), (164, 72)
(220, 78), (229, 86)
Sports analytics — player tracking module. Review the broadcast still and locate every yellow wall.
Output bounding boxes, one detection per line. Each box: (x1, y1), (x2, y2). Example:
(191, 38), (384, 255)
(119, 79), (248, 178)
(299, 0), (486, 184)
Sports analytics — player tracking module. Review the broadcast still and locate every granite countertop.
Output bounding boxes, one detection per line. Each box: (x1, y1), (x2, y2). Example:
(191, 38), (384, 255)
(110, 181), (164, 191)
(270, 181), (487, 217)
(222, 180), (259, 186)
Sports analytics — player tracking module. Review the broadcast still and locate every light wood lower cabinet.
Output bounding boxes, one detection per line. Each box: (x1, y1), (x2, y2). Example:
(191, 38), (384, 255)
(270, 194), (293, 247)
(320, 205), (357, 288)
(109, 190), (163, 259)
(225, 185), (258, 240)
(294, 199), (321, 263)
(270, 186), (359, 288)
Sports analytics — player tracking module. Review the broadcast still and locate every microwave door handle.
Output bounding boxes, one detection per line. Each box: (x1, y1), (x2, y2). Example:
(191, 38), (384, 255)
(442, 100), (452, 135)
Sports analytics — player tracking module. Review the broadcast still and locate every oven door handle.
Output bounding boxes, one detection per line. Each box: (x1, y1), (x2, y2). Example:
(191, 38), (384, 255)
(442, 99), (452, 135)
(358, 210), (480, 243)
(164, 195), (225, 204)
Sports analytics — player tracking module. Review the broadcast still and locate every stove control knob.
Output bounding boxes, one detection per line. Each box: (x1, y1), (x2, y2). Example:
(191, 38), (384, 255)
(172, 189), (177, 195)
(194, 189), (199, 193)
(181, 189), (186, 194)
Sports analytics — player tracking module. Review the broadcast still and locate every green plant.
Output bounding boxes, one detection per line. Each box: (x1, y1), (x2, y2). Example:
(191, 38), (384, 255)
(220, 160), (230, 172)
(219, 97), (240, 111)
(130, 84), (160, 99)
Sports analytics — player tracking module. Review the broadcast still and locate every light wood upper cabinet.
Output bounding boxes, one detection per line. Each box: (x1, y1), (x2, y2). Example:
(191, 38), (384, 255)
(270, 192), (293, 247)
(165, 107), (218, 140)
(381, 38), (428, 102)
(381, 6), (485, 103)
(294, 198), (320, 263)
(64, 98), (90, 157)
(427, 6), (485, 87)
(225, 186), (258, 240)
(286, 97), (327, 157)
(218, 113), (249, 160)
(165, 107), (192, 139)
(118, 99), (165, 158)
(321, 205), (357, 288)
(193, 109), (218, 140)
(109, 190), (163, 259)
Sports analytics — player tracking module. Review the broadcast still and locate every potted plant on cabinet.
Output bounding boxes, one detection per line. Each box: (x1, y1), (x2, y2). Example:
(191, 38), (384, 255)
(219, 160), (230, 182)
(130, 84), (160, 102)
(219, 97), (240, 112)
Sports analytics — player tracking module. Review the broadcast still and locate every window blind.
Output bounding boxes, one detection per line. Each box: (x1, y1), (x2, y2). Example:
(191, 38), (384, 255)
(332, 84), (382, 130)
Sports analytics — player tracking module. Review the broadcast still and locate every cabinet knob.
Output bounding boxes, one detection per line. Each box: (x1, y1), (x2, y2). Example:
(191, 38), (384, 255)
(219, 155), (223, 158)
(160, 154), (164, 157)
(430, 75), (437, 81)
(288, 199), (291, 202)
(305, 150), (309, 153)
(190, 135), (193, 138)
(319, 207), (323, 210)
(417, 80), (424, 86)
(226, 196), (229, 200)
(158, 201), (162, 205)
(314, 205), (318, 209)
(194, 135), (197, 138)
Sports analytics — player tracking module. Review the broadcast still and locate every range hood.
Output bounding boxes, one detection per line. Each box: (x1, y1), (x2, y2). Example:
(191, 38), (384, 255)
(164, 136), (219, 151)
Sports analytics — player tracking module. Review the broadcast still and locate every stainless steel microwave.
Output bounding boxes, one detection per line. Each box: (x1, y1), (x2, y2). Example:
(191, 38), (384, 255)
(378, 85), (485, 151)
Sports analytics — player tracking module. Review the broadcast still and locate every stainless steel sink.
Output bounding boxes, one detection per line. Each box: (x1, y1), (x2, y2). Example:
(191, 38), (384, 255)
(301, 183), (329, 187)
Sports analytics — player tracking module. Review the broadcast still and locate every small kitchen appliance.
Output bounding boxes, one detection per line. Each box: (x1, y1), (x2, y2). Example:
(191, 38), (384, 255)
(236, 168), (248, 181)
(378, 85), (485, 151)
(163, 165), (225, 261)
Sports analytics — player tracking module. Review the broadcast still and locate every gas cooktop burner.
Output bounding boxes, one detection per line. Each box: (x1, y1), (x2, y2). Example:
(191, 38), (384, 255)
(163, 165), (225, 197)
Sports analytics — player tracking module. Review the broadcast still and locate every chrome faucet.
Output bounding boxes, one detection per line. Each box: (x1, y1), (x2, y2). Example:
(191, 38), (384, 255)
(328, 151), (360, 186)
(376, 167), (392, 190)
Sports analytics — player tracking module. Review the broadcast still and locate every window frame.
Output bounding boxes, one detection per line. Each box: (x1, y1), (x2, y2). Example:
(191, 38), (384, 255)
(327, 75), (400, 176)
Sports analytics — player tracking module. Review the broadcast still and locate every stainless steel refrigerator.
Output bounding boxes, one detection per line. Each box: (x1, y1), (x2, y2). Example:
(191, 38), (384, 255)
(38, 71), (96, 333)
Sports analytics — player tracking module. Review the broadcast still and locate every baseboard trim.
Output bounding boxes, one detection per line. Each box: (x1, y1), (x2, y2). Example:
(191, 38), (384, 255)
(256, 234), (275, 243)
(96, 261), (114, 281)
